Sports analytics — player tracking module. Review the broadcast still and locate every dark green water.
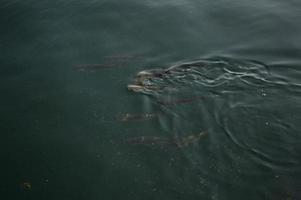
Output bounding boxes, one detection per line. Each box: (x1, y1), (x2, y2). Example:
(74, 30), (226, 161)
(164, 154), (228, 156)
(1, 0), (301, 199)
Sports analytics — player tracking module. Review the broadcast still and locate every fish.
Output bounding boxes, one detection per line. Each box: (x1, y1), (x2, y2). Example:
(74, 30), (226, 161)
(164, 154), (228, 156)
(116, 113), (156, 121)
(127, 84), (162, 92)
(74, 54), (143, 72)
(104, 54), (143, 60)
(125, 131), (208, 148)
(174, 131), (208, 147)
(125, 136), (169, 145)
(73, 63), (118, 71)
(157, 96), (204, 106)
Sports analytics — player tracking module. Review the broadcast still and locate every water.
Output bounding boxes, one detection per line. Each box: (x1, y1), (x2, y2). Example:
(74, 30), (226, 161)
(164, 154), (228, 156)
(1, 0), (301, 199)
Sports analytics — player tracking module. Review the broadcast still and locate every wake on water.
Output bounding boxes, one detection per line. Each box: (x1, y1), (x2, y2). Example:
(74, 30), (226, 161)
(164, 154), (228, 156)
(126, 57), (301, 170)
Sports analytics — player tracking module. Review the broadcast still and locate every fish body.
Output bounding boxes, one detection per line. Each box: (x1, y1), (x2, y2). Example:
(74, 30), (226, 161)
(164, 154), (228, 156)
(104, 54), (143, 60)
(126, 136), (169, 145)
(157, 96), (204, 106)
(116, 113), (156, 121)
(74, 64), (117, 71)
(174, 131), (207, 147)
(125, 131), (207, 148)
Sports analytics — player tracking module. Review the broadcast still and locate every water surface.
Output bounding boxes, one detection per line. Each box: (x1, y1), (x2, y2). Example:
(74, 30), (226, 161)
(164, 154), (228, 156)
(1, 0), (301, 199)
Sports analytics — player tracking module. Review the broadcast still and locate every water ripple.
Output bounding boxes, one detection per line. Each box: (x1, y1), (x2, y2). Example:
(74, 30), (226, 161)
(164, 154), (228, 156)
(128, 57), (301, 173)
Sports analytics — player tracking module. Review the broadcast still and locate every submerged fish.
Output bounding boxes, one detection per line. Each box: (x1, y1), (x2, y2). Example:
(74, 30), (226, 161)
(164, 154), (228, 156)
(116, 113), (156, 121)
(74, 54), (142, 72)
(157, 96), (205, 106)
(127, 84), (162, 93)
(73, 63), (118, 71)
(104, 54), (143, 60)
(125, 131), (207, 148)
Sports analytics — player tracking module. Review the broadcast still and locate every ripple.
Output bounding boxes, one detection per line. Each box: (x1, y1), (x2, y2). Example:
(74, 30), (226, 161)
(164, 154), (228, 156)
(129, 56), (301, 98)
(128, 57), (301, 172)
